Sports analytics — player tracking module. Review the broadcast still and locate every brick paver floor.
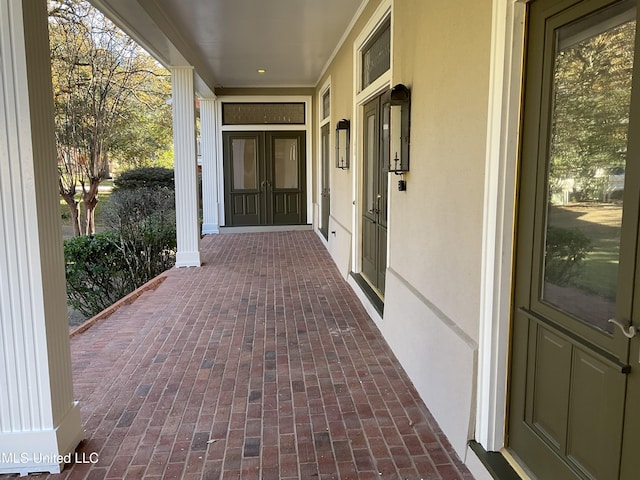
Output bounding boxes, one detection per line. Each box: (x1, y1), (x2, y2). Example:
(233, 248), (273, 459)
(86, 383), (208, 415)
(33, 231), (473, 479)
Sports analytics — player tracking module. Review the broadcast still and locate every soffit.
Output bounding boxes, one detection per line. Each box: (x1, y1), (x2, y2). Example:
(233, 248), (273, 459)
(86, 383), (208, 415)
(89, 0), (365, 94)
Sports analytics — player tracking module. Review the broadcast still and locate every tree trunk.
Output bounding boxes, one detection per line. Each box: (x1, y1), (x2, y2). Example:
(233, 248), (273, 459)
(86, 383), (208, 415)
(84, 202), (95, 234)
(82, 178), (100, 235)
(61, 193), (81, 237)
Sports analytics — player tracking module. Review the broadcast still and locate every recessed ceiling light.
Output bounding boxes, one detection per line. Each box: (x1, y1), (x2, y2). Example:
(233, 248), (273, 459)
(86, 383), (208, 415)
(257, 69), (266, 74)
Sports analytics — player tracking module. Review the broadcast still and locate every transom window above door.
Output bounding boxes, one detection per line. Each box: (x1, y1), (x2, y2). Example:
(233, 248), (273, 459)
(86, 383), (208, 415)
(361, 18), (391, 90)
(322, 89), (330, 120)
(221, 103), (305, 125)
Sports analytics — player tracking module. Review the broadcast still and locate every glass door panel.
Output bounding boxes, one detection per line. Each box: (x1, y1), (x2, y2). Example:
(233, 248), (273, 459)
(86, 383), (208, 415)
(362, 99), (379, 288)
(320, 123), (331, 239)
(542, 2), (636, 332)
(365, 114), (377, 215)
(232, 138), (258, 190)
(274, 138), (299, 189)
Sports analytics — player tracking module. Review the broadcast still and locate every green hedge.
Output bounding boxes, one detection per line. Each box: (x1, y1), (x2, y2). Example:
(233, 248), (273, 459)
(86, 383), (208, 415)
(113, 167), (174, 191)
(103, 187), (177, 286)
(64, 232), (132, 317)
(65, 186), (177, 318)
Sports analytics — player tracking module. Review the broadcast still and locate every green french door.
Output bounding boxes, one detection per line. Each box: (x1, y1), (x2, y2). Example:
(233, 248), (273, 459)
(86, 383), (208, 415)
(320, 123), (331, 240)
(361, 93), (389, 295)
(223, 131), (306, 226)
(509, 1), (640, 478)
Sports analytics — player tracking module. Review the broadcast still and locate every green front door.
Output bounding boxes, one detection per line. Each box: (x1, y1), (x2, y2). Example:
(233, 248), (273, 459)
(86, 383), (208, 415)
(223, 131), (306, 226)
(361, 93), (389, 295)
(509, 1), (640, 478)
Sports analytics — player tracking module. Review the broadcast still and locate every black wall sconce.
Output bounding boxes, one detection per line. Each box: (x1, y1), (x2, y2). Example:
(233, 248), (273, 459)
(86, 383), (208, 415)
(335, 119), (350, 169)
(389, 84), (411, 187)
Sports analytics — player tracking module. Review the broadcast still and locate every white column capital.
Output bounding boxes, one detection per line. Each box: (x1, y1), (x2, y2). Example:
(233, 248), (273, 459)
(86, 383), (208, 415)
(170, 65), (195, 72)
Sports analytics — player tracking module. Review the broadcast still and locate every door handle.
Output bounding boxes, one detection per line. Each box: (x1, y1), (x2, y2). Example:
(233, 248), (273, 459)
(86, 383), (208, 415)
(608, 319), (639, 338)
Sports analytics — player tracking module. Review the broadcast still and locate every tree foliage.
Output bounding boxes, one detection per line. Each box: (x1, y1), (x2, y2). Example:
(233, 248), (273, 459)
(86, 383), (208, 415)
(49, 0), (172, 235)
(549, 18), (635, 202)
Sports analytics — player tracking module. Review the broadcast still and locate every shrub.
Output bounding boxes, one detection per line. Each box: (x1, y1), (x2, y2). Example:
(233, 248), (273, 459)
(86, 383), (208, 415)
(102, 187), (177, 288)
(64, 232), (132, 317)
(64, 187), (177, 319)
(113, 167), (174, 191)
(545, 226), (592, 286)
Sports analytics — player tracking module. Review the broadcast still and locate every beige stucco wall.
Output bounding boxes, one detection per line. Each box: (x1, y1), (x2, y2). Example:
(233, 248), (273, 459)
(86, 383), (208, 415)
(317, 0), (391, 235)
(389, 0), (492, 341)
(314, 0), (494, 459)
(315, 0), (388, 270)
(317, 1), (491, 336)
(387, 0), (493, 456)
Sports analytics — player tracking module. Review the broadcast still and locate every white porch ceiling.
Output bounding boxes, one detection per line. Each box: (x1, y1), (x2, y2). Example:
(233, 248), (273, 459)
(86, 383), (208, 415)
(89, 0), (365, 95)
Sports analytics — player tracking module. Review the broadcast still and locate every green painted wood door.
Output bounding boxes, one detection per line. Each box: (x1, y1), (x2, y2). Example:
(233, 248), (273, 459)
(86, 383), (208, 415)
(362, 93), (389, 295)
(320, 123), (331, 240)
(509, 1), (640, 478)
(223, 131), (306, 226)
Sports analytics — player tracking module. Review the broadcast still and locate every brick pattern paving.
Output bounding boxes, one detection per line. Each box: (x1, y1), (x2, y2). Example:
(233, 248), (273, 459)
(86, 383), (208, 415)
(31, 232), (472, 479)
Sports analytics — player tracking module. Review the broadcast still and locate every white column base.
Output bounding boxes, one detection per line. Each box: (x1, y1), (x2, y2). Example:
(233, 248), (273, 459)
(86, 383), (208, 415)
(202, 222), (220, 234)
(0, 403), (84, 476)
(176, 250), (202, 267)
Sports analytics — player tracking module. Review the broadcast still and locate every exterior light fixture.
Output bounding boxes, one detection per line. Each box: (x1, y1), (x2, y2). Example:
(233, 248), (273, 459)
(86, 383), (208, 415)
(257, 69), (266, 74)
(335, 119), (350, 169)
(389, 84), (411, 186)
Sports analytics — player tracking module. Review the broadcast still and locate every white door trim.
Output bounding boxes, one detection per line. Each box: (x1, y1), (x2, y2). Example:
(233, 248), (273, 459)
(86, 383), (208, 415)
(351, 0), (392, 275)
(216, 95), (313, 226)
(317, 78), (331, 242)
(477, 0), (529, 451)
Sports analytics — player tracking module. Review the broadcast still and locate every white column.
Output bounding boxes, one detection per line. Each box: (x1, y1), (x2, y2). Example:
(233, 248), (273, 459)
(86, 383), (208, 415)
(0, 1), (84, 475)
(200, 97), (220, 234)
(171, 66), (201, 267)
